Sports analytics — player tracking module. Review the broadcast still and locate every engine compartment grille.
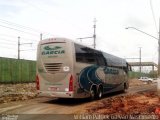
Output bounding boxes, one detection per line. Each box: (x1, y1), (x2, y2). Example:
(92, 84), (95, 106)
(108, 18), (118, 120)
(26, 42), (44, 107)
(44, 63), (62, 73)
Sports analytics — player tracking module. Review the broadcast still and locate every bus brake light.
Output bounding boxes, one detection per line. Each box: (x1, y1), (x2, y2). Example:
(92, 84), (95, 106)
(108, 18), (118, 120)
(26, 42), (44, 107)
(36, 75), (40, 90)
(69, 75), (74, 91)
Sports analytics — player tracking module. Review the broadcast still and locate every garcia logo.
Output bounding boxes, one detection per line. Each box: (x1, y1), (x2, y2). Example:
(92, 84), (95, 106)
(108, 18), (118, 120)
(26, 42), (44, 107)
(44, 46), (61, 50)
(104, 67), (119, 74)
(42, 45), (65, 55)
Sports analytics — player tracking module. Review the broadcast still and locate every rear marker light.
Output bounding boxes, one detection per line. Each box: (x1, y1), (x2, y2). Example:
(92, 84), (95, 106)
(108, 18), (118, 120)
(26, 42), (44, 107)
(36, 75), (40, 90)
(69, 75), (74, 91)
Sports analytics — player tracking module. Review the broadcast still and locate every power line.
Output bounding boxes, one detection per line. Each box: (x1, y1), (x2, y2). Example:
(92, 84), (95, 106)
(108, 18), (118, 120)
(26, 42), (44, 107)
(22, 0), (48, 14)
(0, 18), (54, 37)
(1, 43), (15, 46)
(0, 45), (16, 50)
(0, 42), (16, 45)
(0, 24), (39, 36)
(0, 19), (41, 33)
(20, 49), (36, 51)
(20, 37), (39, 42)
(22, 0), (91, 34)
(0, 33), (18, 38)
(0, 38), (17, 43)
(0, 33), (39, 42)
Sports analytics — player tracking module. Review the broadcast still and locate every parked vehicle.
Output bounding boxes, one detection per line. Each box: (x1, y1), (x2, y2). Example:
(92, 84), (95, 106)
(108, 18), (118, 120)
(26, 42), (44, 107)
(138, 77), (153, 84)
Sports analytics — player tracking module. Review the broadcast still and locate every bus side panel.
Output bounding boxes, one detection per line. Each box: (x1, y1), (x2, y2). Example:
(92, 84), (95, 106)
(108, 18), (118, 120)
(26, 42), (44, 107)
(72, 43), (129, 98)
(96, 67), (128, 94)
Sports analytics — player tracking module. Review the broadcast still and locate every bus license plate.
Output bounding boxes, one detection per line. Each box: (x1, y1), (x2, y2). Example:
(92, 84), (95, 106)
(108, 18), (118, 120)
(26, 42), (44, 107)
(48, 86), (59, 91)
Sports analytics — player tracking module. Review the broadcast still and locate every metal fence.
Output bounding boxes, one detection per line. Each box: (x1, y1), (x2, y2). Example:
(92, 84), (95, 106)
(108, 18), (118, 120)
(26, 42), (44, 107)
(0, 57), (36, 83)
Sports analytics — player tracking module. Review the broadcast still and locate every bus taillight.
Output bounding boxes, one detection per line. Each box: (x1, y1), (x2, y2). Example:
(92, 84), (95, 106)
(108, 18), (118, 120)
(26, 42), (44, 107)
(36, 75), (40, 90)
(69, 75), (74, 91)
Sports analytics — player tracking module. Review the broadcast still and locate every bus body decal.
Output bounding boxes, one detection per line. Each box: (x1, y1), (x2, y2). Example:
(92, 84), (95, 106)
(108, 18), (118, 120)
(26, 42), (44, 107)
(79, 65), (125, 92)
(78, 65), (103, 92)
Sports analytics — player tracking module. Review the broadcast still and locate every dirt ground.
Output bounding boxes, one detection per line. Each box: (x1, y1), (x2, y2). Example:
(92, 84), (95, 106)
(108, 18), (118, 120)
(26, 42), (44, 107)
(0, 83), (38, 103)
(129, 78), (148, 87)
(1, 79), (160, 118)
(85, 92), (160, 115)
(81, 79), (160, 117)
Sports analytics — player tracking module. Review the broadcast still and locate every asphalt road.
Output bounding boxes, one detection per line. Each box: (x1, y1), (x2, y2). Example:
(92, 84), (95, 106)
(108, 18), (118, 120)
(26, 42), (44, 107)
(0, 83), (157, 120)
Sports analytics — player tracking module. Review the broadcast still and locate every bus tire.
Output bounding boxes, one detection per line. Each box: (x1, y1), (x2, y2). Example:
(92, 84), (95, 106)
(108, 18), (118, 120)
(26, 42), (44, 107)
(123, 83), (127, 93)
(96, 86), (103, 99)
(90, 86), (96, 100)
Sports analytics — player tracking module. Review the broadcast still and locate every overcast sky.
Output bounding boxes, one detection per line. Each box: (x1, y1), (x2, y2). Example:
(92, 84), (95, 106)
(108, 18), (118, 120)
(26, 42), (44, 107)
(0, 0), (160, 64)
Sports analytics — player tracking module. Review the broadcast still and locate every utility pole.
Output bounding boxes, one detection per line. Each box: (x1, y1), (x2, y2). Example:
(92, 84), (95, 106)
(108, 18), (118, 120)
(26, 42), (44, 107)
(77, 37), (93, 42)
(77, 18), (97, 49)
(40, 33), (42, 41)
(93, 18), (96, 49)
(139, 47), (142, 77)
(17, 37), (32, 59)
(158, 18), (160, 96)
(158, 18), (160, 76)
(125, 48), (142, 75)
(18, 36), (20, 59)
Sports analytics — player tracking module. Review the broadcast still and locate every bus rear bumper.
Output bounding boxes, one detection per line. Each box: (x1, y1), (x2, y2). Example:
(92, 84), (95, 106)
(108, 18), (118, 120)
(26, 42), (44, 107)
(38, 91), (74, 98)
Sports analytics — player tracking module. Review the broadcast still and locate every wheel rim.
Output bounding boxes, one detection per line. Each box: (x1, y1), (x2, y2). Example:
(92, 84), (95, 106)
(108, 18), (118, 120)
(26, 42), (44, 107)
(90, 89), (95, 99)
(123, 84), (127, 92)
(98, 89), (102, 98)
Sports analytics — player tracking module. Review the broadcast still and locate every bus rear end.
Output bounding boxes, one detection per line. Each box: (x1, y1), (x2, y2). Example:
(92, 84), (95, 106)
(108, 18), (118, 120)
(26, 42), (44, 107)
(36, 38), (74, 98)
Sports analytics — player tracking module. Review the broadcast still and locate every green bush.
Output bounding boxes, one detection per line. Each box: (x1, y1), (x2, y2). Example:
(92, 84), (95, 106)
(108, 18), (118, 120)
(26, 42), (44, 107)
(128, 71), (150, 79)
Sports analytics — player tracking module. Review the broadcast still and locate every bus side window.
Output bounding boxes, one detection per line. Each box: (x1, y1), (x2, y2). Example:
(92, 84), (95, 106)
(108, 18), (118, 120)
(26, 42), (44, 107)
(95, 51), (106, 66)
(83, 53), (97, 64)
(75, 43), (97, 65)
(127, 63), (132, 71)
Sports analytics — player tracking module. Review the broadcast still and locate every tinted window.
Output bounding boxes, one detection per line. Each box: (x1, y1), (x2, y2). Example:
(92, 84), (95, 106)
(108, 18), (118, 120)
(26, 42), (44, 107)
(103, 52), (127, 67)
(75, 44), (97, 64)
(95, 51), (106, 66)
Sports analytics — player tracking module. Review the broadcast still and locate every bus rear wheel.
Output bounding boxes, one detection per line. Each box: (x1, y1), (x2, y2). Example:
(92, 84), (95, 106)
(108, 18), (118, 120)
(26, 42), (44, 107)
(96, 87), (103, 99)
(123, 83), (128, 93)
(90, 87), (96, 100)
